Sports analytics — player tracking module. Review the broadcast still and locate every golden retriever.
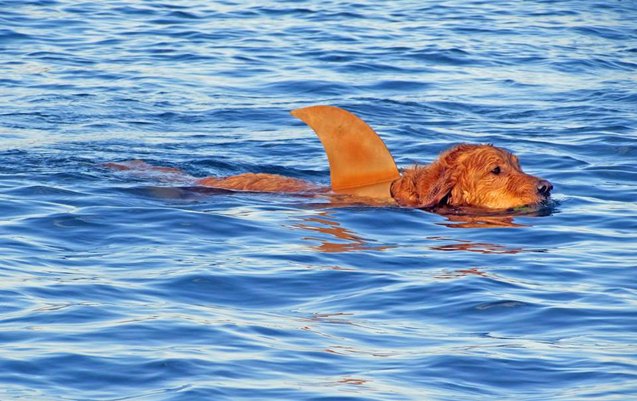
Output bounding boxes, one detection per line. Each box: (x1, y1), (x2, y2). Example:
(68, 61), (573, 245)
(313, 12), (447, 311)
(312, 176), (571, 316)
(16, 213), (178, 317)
(388, 143), (552, 209)
(106, 109), (552, 211)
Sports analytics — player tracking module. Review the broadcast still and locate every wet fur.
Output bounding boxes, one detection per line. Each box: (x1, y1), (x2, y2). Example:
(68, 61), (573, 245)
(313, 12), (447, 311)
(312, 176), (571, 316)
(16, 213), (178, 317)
(107, 144), (551, 210)
(196, 143), (551, 209)
(389, 144), (549, 209)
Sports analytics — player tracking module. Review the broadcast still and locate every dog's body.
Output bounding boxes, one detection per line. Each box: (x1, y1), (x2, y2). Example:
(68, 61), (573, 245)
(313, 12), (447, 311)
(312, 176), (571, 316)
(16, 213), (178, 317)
(107, 106), (552, 210)
(196, 173), (319, 194)
(195, 144), (551, 209)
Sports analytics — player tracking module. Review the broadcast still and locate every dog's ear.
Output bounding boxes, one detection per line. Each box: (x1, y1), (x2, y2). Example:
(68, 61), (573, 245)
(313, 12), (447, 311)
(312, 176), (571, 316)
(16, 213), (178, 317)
(391, 167), (455, 208)
(390, 175), (420, 206)
(416, 167), (455, 208)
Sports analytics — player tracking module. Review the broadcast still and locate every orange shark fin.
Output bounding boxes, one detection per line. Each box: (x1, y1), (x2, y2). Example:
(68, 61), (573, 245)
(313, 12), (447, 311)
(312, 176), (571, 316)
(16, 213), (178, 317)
(291, 105), (399, 200)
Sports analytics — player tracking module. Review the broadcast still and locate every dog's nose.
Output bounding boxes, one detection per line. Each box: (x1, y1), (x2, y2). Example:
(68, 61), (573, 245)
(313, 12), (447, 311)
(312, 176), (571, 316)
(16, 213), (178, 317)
(537, 180), (553, 196)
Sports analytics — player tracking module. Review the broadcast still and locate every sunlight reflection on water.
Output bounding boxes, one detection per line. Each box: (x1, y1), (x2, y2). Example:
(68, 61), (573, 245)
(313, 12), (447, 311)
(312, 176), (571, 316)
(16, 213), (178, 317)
(1, 0), (636, 400)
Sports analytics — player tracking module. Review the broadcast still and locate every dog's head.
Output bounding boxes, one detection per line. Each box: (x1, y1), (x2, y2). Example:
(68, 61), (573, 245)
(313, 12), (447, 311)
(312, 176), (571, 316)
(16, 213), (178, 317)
(390, 144), (552, 209)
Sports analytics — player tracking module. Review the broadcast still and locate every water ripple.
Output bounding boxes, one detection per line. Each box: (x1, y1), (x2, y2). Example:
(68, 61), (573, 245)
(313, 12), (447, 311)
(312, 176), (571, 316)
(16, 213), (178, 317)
(1, 1), (636, 400)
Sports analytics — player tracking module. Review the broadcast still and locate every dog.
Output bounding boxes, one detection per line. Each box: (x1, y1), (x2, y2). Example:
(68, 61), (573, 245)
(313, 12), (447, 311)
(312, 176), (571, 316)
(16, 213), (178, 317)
(106, 106), (552, 210)
(388, 143), (552, 209)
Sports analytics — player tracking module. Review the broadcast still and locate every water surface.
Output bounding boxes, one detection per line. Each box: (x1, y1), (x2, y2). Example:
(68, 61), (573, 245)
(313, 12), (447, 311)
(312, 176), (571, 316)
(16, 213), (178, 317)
(1, 1), (636, 400)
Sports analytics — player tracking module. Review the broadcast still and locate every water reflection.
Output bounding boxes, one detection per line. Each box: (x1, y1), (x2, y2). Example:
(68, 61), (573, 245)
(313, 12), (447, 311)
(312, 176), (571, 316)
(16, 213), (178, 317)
(337, 378), (368, 385)
(430, 240), (524, 254)
(291, 213), (393, 253)
(434, 267), (489, 279)
(434, 203), (555, 228)
(442, 214), (523, 228)
(289, 205), (553, 254)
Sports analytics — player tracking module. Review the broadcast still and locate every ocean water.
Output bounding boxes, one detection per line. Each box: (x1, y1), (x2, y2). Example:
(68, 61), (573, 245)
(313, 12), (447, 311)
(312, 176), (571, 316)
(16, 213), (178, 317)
(1, 1), (636, 400)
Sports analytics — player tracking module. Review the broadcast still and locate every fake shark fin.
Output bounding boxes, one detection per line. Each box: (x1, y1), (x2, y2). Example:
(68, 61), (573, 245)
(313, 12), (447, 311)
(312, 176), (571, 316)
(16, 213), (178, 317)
(291, 105), (400, 199)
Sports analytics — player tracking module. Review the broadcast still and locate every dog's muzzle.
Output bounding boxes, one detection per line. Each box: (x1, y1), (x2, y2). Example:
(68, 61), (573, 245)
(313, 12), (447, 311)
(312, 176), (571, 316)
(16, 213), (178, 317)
(537, 180), (553, 197)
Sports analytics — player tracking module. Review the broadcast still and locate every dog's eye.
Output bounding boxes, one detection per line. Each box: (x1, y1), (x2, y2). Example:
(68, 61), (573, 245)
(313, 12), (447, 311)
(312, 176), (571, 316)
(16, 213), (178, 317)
(491, 166), (501, 175)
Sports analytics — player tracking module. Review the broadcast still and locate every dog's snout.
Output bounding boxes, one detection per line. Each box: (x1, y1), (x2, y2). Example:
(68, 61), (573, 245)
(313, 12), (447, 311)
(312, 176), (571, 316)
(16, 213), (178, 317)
(537, 179), (553, 196)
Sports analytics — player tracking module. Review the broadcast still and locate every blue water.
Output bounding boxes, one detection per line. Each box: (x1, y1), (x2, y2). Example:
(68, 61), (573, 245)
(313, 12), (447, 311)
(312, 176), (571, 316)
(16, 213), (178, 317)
(1, 1), (636, 400)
